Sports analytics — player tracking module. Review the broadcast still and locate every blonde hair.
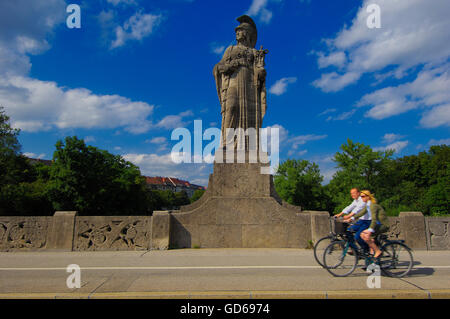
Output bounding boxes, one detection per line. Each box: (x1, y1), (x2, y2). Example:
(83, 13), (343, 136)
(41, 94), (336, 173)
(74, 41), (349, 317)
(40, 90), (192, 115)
(361, 190), (377, 204)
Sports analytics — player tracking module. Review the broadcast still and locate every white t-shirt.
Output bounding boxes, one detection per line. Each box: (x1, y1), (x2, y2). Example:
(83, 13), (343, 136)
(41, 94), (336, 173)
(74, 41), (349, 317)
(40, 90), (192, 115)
(359, 200), (372, 221)
(342, 196), (366, 216)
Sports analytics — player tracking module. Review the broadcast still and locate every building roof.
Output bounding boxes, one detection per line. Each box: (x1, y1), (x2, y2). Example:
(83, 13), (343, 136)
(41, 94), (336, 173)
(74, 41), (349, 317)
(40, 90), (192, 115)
(145, 176), (206, 190)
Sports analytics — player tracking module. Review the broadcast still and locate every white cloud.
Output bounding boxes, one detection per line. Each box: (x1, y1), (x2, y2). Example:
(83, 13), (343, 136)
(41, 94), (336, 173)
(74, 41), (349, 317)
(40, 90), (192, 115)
(420, 103), (450, 128)
(358, 63), (450, 126)
(179, 110), (194, 117)
(246, 0), (284, 24)
(154, 114), (191, 130)
(374, 140), (409, 154)
(287, 134), (327, 150)
(261, 124), (326, 155)
(0, 76), (155, 133)
(147, 136), (167, 144)
(264, 124), (289, 144)
(97, 10), (116, 44)
(247, 0), (272, 24)
(22, 152), (46, 159)
(325, 109), (357, 122)
(106, 0), (137, 6)
(382, 133), (405, 144)
(269, 77), (297, 95)
(210, 43), (225, 55)
(312, 71), (361, 93)
(313, 0), (450, 92)
(317, 51), (347, 69)
(84, 136), (96, 143)
(428, 138), (450, 146)
(287, 149), (307, 157)
(304, 153), (336, 185)
(321, 167), (337, 185)
(0, 0), (65, 76)
(318, 108), (337, 116)
(111, 11), (162, 49)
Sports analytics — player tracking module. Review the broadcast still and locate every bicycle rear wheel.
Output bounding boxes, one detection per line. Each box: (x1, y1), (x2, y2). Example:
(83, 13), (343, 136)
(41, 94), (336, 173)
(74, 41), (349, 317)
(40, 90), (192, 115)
(323, 240), (358, 277)
(380, 242), (413, 278)
(314, 235), (335, 267)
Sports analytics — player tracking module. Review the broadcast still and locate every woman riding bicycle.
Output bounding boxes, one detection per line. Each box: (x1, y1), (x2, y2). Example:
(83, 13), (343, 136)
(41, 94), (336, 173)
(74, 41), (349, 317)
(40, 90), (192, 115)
(351, 190), (389, 259)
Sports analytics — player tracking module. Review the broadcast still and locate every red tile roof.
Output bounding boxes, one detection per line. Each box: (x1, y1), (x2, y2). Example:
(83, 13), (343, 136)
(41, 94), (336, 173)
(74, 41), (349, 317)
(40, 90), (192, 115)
(144, 176), (205, 190)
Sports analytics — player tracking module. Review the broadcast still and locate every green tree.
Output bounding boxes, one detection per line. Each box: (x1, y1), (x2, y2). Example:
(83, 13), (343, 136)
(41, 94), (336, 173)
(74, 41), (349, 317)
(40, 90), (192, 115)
(274, 159), (329, 210)
(46, 136), (149, 215)
(146, 190), (166, 213)
(190, 189), (205, 203)
(0, 106), (24, 186)
(173, 190), (190, 207)
(0, 107), (52, 216)
(327, 139), (393, 214)
(379, 145), (449, 216)
(154, 190), (175, 209)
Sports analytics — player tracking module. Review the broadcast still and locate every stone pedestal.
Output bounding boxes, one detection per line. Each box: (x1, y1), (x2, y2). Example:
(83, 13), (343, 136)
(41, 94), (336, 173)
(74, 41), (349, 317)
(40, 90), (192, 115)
(399, 212), (427, 250)
(308, 211), (331, 244)
(169, 155), (318, 248)
(46, 211), (77, 251)
(151, 211), (171, 250)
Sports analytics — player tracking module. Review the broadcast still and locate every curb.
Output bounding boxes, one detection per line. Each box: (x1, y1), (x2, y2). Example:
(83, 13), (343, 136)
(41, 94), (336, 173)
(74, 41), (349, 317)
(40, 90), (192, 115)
(0, 289), (449, 299)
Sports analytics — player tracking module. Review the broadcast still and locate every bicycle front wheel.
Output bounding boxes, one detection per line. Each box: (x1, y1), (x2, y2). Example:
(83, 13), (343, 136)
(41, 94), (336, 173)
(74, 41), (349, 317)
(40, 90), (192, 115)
(323, 240), (358, 277)
(314, 235), (335, 267)
(380, 242), (413, 278)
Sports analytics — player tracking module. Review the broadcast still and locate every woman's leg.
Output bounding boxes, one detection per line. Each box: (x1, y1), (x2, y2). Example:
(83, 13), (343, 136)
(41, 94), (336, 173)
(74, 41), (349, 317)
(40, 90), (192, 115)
(361, 231), (381, 257)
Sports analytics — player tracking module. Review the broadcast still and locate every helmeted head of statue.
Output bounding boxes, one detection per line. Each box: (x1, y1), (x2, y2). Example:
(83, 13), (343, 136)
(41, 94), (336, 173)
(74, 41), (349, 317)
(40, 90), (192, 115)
(235, 15), (257, 48)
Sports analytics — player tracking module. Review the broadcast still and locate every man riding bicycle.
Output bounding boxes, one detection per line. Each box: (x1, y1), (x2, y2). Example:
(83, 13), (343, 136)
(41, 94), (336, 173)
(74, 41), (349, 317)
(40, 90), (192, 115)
(334, 188), (371, 253)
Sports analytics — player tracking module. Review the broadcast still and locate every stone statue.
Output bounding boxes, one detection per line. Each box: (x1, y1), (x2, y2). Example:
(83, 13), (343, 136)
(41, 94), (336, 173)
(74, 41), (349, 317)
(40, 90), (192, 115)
(213, 15), (268, 151)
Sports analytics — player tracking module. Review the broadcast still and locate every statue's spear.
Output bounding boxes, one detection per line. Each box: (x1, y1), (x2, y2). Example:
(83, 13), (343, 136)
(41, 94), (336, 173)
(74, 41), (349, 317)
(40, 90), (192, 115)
(255, 46), (268, 154)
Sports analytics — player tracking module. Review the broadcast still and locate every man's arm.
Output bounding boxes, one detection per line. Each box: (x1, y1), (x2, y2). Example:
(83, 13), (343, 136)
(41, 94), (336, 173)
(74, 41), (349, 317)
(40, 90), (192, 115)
(351, 205), (368, 221)
(338, 200), (357, 218)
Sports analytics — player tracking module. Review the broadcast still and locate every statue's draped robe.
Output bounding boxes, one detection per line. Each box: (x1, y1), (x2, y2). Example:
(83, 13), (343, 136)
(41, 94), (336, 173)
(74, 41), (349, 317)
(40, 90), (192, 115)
(213, 44), (267, 150)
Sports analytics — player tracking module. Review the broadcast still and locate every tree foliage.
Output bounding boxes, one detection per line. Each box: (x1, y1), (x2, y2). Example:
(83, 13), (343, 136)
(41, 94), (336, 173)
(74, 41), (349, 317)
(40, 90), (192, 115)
(377, 145), (449, 216)
(274, 159), (330, 211)
(0, 107), (52, 215)
(46, 136), (150, 216)
(190, 189), (205, 203)
(274, 140), (448, 217)
(326, 139), (394, 214)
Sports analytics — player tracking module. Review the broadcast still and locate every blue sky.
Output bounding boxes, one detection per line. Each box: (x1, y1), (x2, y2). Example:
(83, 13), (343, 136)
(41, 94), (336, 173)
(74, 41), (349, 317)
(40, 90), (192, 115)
(1, 0), (449, 186)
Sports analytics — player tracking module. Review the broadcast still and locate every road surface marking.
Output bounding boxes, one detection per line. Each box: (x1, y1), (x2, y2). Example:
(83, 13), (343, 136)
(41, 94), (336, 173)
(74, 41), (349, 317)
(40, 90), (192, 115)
(0, 265), (449, 271)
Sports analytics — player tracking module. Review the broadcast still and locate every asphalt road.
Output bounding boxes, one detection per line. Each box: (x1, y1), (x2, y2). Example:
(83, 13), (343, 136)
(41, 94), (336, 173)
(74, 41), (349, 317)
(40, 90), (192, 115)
(0, 249), (449, 298)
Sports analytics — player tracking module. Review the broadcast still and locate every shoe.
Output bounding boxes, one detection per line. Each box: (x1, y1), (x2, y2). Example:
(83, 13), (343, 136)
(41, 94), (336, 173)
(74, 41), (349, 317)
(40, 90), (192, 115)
(373, 252), (382, 259)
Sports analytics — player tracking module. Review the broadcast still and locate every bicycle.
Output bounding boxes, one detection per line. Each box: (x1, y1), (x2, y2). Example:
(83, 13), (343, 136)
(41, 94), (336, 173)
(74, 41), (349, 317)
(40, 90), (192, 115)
(322, 221), (414, 278)
(313, 217), (346, 267)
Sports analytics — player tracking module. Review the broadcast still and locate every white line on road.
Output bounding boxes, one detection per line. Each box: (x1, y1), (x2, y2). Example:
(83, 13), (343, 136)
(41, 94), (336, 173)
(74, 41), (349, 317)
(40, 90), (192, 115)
(0, 266), (321, 271)
(0, 265), (449, 271)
